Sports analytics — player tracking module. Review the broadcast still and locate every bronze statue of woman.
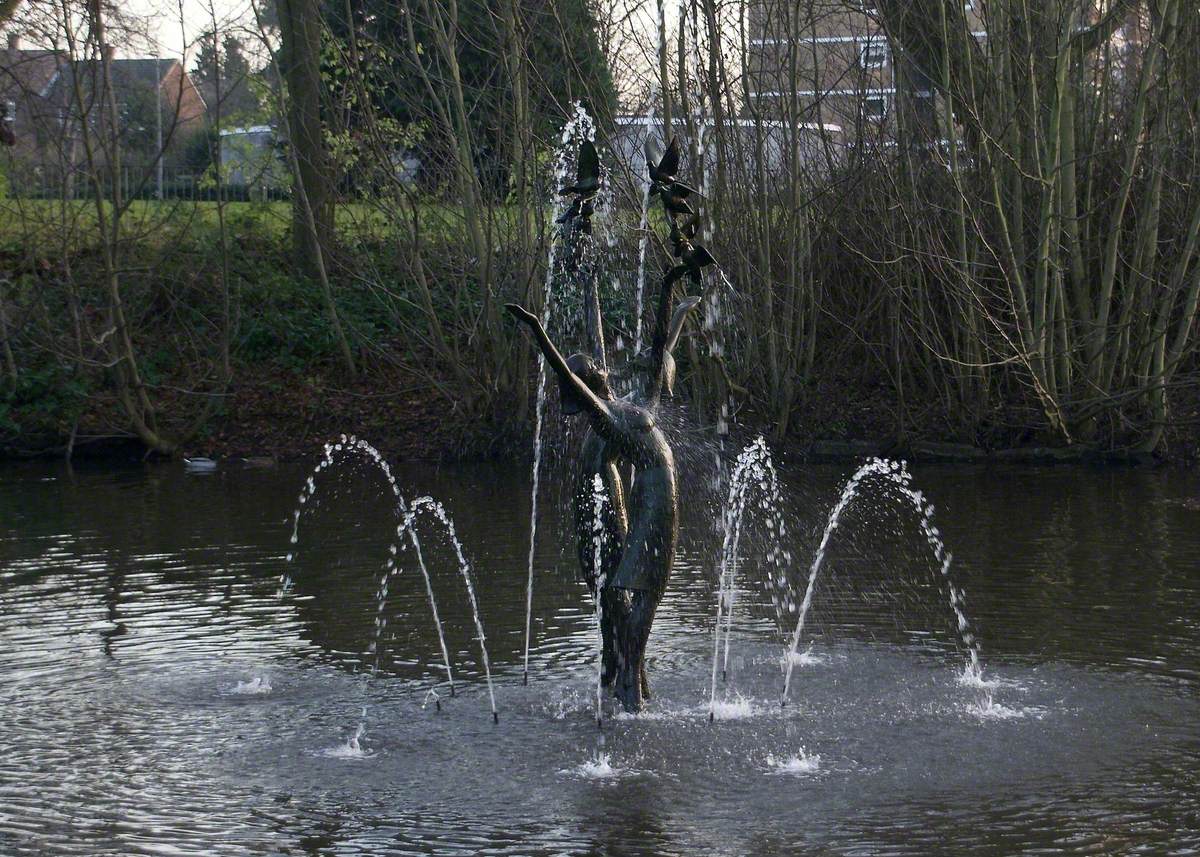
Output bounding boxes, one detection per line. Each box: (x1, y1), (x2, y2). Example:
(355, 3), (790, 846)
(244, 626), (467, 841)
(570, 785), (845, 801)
(507, 300), (682, 712)
(573, 291), (699, 693)
(574, 404), (628, 687)
(541, 134), (711, 710)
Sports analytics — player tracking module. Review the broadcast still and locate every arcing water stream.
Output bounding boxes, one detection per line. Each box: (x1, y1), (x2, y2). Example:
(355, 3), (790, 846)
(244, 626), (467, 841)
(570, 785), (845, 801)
(285, 435), (456, 697)
(781, 457), (984, 705)
(283, 431), (987, 734)
(403, 497), (499, 723)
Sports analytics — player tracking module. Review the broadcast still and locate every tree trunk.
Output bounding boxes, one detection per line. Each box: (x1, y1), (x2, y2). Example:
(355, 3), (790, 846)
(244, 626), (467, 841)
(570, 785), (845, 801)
(278, 0), (334, 284)
(271, 0), (356, 376)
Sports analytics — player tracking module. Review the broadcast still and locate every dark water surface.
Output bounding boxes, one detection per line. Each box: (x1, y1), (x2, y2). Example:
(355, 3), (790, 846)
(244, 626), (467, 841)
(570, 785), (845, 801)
(1, 456), (1198, 855)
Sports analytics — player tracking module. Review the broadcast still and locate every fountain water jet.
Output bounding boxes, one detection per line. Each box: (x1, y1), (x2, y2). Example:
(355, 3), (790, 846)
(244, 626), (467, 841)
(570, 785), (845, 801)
(780, 458), (983, 707)
(720, 439), (788, 679)
(590, 474), (608, 727)
(283, 435), (456, 698)
(896, 483), (982, 684)
(632, 97), (658, 356)
(404, 496), (500, 723)
(708, 436), (791, 719)
(780, 459), (898, 707)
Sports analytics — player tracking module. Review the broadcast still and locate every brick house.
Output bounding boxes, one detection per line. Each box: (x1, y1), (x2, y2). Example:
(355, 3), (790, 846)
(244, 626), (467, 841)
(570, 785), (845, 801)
(0, 33), (68, 159)
(1, 34), (207, 189)
(744, 1), (985, 133)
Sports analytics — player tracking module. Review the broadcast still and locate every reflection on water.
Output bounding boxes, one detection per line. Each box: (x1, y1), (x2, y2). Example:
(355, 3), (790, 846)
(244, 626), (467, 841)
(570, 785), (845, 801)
(1, 458), (1198, 855)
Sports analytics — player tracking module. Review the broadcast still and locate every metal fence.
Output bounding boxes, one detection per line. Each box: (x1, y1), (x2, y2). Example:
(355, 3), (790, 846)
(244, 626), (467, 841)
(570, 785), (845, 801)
(1, 161), (290, 202)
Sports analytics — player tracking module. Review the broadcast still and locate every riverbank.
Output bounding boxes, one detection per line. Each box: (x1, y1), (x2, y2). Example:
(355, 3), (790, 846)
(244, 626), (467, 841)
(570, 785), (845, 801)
(4, 362), (1194, 468)
(3, 200), (1197, 470)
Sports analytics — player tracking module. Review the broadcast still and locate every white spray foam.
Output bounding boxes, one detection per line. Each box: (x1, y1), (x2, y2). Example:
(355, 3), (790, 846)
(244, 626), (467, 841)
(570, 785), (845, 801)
(708, 694), (758, 720)
(317, 723), (375, 759)
(231, 676), (272, 695)
(766, 750), (821, 775)
(611, 706), (682, 722)
(781, 645), (824, 669)
(968, 694), (1043, 721)
(561, 752), (626, 779)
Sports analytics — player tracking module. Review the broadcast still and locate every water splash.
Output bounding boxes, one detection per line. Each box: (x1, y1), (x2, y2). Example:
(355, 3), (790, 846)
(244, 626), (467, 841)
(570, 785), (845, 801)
(781, 458), (983, 706)
(422, 688), (442, 712)
(544, 686), (589, 721)
(318, 720), (374, 759)
(959, 667), (1000, 690)
(560, 752), (625, 779)
(709, 693), (758, 720)
(405, 496), (499, 723)
(231, 676), (272, 695)
(781, 644), (823, 669)
(709, 437), (791, 719)
(765, 749), (821, 775)
(968, 694), (1042, 721)
(611, 707), (682, 722)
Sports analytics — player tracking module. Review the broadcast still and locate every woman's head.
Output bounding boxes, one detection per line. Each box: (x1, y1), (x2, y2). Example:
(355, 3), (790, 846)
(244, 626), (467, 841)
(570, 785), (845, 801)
(560, 353), (613, 414)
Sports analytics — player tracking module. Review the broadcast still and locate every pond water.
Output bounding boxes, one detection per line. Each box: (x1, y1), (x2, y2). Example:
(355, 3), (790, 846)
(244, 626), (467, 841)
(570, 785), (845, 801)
(1, 454), (1198, 855)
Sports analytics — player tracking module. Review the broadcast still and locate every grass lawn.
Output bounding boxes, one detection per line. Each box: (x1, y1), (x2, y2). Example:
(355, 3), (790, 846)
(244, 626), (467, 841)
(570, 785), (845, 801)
(0, 197), (574, 254)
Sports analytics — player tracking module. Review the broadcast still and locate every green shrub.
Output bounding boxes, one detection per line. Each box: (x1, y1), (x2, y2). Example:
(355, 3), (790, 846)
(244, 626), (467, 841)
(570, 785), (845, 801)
(0, 362), (90, 437)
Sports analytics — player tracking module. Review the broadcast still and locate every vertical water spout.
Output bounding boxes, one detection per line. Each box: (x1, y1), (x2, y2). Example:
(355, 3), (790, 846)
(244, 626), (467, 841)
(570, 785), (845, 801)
(523, 104), (596, 685)
(632, 96), (658, 356)
(591, 474), (608, 727)
(523, 349), (550, 687)
(710, 474), (748, 720)
(709, 437), (790, 718)
(721, 439), (786, 679)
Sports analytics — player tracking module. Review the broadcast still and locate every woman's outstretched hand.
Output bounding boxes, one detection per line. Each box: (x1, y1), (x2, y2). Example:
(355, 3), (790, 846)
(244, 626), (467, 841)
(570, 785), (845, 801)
(505, 303), (538, 327)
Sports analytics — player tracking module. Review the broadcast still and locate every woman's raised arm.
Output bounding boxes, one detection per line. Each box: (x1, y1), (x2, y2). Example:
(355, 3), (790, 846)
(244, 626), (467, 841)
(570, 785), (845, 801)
(505, 304), (612, 424)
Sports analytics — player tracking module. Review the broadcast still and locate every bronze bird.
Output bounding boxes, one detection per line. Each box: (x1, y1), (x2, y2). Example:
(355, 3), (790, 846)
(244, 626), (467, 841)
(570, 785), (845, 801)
(557, 139), (601, 230)
(657, 184), (695, 217)
(556, 195), (596, 226)
(665, 216), (716, 286)
(647, 136), (698, 215)
(668, 215), (699, 253)
(560, 139), (601, 197)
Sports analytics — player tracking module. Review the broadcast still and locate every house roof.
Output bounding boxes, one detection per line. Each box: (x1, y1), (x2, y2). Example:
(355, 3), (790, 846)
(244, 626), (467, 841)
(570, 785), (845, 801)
(39, 56), (208, 118)
(614, 115), (837, 133)
(44, 57), (180, 102)
(0, 48), (65, 99)
(108, 58), (178, 88)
